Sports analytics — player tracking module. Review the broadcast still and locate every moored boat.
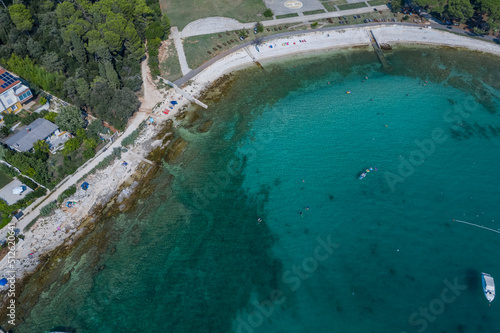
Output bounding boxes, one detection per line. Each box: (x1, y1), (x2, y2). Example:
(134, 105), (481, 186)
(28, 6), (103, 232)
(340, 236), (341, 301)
(482, 272), (495, 303)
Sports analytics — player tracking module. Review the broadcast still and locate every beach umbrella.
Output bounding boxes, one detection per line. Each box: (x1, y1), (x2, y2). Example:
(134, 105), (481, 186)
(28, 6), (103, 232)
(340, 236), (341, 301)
(0, 278), (7, 286)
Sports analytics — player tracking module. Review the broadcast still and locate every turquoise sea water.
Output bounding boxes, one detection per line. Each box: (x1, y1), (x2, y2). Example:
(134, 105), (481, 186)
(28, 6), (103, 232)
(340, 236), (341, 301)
(11, 47), (500, 333)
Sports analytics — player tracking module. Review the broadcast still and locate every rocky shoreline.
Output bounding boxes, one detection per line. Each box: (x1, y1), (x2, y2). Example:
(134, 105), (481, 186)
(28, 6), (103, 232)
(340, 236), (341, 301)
(0, 116), (187, 329)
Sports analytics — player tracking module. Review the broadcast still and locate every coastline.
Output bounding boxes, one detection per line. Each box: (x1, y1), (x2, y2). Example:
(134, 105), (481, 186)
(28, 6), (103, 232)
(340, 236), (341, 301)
(2, 23), (500, 320)
(190, 25), (500, 89)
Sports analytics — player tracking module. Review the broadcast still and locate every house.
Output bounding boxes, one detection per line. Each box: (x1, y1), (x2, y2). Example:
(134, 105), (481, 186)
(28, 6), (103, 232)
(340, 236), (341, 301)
(0, 68), (33, 114)
(4, 118), (60, 152)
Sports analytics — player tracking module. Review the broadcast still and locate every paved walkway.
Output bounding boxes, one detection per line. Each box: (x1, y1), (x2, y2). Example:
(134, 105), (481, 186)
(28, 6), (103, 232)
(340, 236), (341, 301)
(171, 5), (390, 78)
(180, 5), (390, 38)
(171, 27), (191, 75)
(173, 21), (500, 87)
(10, 111), (149, 234)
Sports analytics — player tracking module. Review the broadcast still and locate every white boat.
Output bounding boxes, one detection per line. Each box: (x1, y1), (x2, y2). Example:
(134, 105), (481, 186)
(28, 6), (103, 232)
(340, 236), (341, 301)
(482, 272), (495, 303)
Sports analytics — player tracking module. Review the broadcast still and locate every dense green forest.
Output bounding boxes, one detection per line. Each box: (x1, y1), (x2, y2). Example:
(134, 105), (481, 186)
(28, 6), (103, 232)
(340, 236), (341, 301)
(394, 0), (500, 32)
(0, 0), (170, 129)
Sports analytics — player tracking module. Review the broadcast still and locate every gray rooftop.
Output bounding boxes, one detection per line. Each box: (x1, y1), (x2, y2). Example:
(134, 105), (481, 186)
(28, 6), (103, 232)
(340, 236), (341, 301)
(5, 118), (58, 152)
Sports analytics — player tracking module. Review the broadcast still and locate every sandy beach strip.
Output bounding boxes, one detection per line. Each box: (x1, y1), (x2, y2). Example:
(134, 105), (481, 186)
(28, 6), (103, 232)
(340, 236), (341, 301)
(372, 26), (500, 55)
(192, 25), (500, 87)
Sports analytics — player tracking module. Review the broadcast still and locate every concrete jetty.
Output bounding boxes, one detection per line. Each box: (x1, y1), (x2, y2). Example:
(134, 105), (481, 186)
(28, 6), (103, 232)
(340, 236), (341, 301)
(367, 30), (389, 69)
(159, 77), (208, 109)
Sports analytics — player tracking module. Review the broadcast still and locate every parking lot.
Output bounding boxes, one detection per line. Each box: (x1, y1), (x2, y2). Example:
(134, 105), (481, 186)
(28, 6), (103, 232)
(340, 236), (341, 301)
(0, 179), (33, 205)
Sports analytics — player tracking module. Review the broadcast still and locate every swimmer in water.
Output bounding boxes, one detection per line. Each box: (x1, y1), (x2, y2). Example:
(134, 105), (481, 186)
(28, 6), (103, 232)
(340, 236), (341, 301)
(258, 218), (262, 223)
(306, 206), (309, 211)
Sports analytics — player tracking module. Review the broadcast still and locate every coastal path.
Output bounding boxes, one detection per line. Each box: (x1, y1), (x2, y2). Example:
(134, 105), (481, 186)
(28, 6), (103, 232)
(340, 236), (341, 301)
(12, 112), (149, 234)
(171, 27), (191, 75)
(174, 21), (500, 87)
(179, 5), (390, 38)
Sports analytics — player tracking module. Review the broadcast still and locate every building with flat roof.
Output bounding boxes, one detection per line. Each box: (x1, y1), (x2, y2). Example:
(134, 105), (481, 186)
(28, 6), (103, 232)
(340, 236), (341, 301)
(0, 68), (33, 114)
(4, 118), (59, 152)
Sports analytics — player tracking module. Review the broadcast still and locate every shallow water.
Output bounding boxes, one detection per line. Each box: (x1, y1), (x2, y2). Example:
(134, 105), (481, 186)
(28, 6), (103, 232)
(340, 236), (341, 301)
(12, 46), (500, 333)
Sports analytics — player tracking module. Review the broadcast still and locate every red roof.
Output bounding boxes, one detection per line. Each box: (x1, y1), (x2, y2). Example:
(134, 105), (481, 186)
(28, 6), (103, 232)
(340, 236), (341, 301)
(0, 68), (21, 94)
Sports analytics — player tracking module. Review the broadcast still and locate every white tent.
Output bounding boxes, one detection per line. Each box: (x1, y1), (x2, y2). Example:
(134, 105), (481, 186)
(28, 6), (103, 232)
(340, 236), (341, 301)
(12, 186), (26, 195)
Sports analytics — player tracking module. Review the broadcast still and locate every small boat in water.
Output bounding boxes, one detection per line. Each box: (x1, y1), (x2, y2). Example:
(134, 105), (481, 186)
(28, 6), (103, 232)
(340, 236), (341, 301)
(482, 272), (495, 303)
(359, 167), (378, 180)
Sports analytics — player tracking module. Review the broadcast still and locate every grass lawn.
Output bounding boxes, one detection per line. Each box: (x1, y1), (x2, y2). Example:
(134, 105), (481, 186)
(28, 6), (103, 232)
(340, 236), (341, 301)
(160, 40), (183, 81)
(368, 0), (388, 5)
(0, 170), (13, 188)
(303, 9), (327, 15)
(160, 0), (271, 30)
(317, 11), (401, 28)
(321, 0), (347, 4)
(183, 24), (307, 69)
(337, 2), (368, 10)
(321, 2), (338, 11)
(275, 13), (299, 19)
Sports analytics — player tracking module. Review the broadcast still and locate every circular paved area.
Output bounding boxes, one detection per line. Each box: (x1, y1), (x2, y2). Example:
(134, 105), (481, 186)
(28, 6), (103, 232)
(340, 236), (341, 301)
(263, 0), (325, 15)
(285, 0), (303, 8)
(182, 17), (242, 38)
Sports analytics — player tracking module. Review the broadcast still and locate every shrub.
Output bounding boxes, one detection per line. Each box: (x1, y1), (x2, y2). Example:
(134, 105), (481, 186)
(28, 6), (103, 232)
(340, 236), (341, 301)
(238, 30), (248, 38)
(20, 112), (41, 125)
(121, 128), (141, 147)
(44, 112), (58, 122)
(33, 187), (47, 197)
(0, 126), (11, 138)
(39, 97), (47, 105)
(17, 175), (37, 190)
(0, 216), (11, 230)
(83, 147), (96, 160)
(112, 147), (122, 159)
(40, 201), (58, 216)
(256, 22), (264, 33)
(3, 113), (19, 127)
(147, 37), (162, 78)
(311, 22), (318, 28)
(263, 9), (274, 17)
(95, 155), (116, 170)
(62, 137), (82, 155)
(0, 164), (19, 177)
(18, 187), (46, 206)
(390, 0), (403, 12)
(57, 185), (76, 203)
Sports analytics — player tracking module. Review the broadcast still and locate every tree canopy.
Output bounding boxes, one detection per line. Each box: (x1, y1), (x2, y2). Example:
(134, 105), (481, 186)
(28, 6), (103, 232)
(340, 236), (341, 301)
(55, 105), (85, 134)
(8, 4), (33, 32)
(1, 0), (170, 129)
(414, 0), (500, 27)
